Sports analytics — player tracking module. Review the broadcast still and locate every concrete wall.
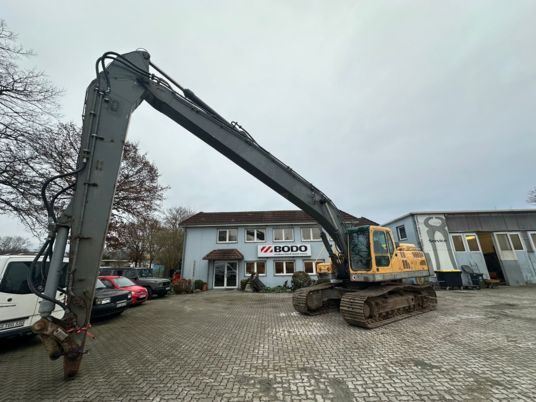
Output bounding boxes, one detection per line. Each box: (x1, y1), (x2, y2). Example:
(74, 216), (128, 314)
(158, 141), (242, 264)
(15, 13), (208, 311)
(182, 225), (332, 289)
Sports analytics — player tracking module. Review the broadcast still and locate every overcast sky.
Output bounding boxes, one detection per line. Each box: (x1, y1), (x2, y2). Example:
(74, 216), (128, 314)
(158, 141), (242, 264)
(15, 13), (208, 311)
(2, 1), (536, 243)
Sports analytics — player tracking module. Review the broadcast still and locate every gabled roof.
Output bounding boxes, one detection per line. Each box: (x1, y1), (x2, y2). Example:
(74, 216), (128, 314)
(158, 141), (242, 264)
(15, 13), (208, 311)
(181, 210), (377, 227)
(203, 249), (244, 260)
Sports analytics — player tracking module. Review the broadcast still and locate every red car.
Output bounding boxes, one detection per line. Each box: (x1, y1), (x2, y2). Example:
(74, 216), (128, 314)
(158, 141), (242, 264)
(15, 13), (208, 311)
(99, 275), (148, 305)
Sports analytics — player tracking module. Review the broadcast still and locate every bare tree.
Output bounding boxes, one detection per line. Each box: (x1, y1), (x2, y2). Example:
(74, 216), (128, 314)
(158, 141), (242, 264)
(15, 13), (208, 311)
(0, 236), (30, 254)
(529, 189), (536, 205)
(0, 21), (167, 234)
(108, 216), (163, 267)
(156, 207), (195, 276)
(2, 121), (167, 234)
(0, 20), (61, 228)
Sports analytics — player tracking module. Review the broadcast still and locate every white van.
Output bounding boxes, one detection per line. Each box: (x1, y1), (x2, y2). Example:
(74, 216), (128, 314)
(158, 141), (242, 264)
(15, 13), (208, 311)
(0, 255), (65, 338)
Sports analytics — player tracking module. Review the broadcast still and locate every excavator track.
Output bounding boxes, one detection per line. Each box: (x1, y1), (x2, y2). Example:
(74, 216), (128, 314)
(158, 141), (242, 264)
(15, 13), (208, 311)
(340, 284), (437, 328)
(292, 282), (341, 315)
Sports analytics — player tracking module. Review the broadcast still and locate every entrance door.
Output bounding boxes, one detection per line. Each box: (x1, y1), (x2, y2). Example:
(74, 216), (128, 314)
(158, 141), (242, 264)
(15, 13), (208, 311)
(478, 232), (505, 282)
(213, 261), (238, 288)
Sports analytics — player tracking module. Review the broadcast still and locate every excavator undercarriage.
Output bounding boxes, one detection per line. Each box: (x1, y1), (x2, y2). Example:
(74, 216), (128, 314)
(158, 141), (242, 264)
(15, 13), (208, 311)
(293, 282), (437, 329)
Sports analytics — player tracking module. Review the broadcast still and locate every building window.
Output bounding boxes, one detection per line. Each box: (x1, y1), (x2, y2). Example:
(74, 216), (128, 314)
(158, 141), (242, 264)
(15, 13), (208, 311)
(529, 232), (536, 251)
(509, 234), (524, 251)
(274, 260), (295, 275)
(245, 261), (266, 276)
(496, 234), (512, 251)
(217, 228), (237, 243)
(303, 260), (324, 274)
(496, 233), (524, 252)
(465, 234), (480, 252)
(301, 227), (322, 241)
(245, 228), (266, 242)
(451, 235), (465, 252)
(273, 227), (294, 242)
(451, 234), (481, 252)
(396, 225), (407, 241)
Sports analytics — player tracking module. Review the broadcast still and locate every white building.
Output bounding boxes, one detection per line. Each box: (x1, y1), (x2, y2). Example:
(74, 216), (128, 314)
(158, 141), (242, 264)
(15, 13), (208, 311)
(180, 210), (375, 289)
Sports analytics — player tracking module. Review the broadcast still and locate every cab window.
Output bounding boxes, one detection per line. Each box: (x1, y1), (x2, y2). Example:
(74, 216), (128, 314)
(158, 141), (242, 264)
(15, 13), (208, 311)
(373, 231), (391, 267)
(349, 229), (371, 271)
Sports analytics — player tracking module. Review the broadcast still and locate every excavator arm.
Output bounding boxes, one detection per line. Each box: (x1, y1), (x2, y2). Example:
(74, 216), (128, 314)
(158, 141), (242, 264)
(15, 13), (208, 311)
(31, 50), (350, 378)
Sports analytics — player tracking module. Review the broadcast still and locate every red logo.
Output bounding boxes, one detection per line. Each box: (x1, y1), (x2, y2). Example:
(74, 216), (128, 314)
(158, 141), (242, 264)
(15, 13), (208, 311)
(260, 246), (273, 253)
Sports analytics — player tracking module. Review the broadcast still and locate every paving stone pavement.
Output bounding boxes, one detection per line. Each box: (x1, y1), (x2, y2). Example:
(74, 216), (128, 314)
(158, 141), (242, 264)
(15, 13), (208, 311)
(1, 287), (536, 401)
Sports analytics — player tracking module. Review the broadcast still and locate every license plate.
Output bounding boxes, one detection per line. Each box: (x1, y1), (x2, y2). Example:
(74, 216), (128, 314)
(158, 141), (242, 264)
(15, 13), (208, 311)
(116, 301), (127, 308)
(0, 319), (25, 331)
(165, 287), (170, 291)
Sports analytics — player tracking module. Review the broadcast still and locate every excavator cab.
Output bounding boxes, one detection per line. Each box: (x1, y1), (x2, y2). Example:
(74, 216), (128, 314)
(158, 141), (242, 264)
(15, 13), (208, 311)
(346, 225), (429, 282)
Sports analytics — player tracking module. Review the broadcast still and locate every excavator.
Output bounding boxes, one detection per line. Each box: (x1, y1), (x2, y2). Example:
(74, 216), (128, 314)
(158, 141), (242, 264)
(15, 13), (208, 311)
(29, 50), (437, 379)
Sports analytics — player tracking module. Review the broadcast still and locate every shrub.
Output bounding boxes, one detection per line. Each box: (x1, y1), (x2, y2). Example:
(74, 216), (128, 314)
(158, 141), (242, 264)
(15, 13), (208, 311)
(173, 279), (189, 294)
(240, 278), (249, 291)
(194, 279), (204, 290)
(291, 271), (312, 291)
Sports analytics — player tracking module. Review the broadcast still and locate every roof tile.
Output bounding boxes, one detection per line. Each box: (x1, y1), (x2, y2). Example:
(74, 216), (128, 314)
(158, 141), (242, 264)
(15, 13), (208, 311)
(181, 210), (376, 227)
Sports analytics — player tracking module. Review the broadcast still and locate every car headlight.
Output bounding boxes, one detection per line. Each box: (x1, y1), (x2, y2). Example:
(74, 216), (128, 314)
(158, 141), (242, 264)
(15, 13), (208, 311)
(127, 292), (132, 299)
(96, 297), (111, 305)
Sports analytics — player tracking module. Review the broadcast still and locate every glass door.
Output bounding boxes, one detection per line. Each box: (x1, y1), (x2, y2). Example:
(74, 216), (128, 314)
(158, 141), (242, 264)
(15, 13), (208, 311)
(226, 262), (237, 287)
(213, 261), (238, 288)
(214, 262), (226, 288)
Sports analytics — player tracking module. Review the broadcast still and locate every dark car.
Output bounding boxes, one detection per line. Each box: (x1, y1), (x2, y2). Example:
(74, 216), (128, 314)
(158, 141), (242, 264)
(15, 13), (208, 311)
(99, 267), (170, 298)
(92, 278), (132, 319)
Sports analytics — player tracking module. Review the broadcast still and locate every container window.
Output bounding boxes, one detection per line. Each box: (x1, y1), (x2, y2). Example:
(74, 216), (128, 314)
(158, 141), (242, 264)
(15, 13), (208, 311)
(396, 225), (407, 241)
(465, 235), (480, 252)
(452, 235), (465, 252)
(509, 234), (523, 251)
(496, 234), (512, 251)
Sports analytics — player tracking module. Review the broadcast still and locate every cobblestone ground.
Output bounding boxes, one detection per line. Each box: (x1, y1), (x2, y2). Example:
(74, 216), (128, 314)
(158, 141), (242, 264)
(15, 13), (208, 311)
(1, 287), (536, 401)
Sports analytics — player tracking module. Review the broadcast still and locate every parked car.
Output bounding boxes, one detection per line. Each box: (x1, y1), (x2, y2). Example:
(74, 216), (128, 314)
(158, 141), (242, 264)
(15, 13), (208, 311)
(99, 267), (170, 298)
(92, 279), (132, 319)
(0, 256), (130, 338)
(98, 275), (148, 305)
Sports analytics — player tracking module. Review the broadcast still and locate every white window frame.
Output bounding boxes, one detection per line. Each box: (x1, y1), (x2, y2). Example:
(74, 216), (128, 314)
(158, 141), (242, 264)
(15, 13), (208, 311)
(244, 261), (267, 277)
(450, 234), (466, 252)
(303, 260), (324, 275)
(273, 227), (294, 242)
(301, 227), (322, 242)
(503, 232), (527, 252)
(450, 233), (482, 252)
(463, 233), (481, 252)
(494, 232), (532, 253)
(274, 260), (295, 275)
(396, 225), (407, 241)
(245, 228), (266, 243)
(528, 231), (536, 252)
(216, 228), (238, 243)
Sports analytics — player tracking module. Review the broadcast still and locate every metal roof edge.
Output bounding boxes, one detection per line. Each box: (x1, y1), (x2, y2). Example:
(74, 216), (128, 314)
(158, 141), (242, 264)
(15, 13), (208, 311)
(383, 208), (536, 226)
